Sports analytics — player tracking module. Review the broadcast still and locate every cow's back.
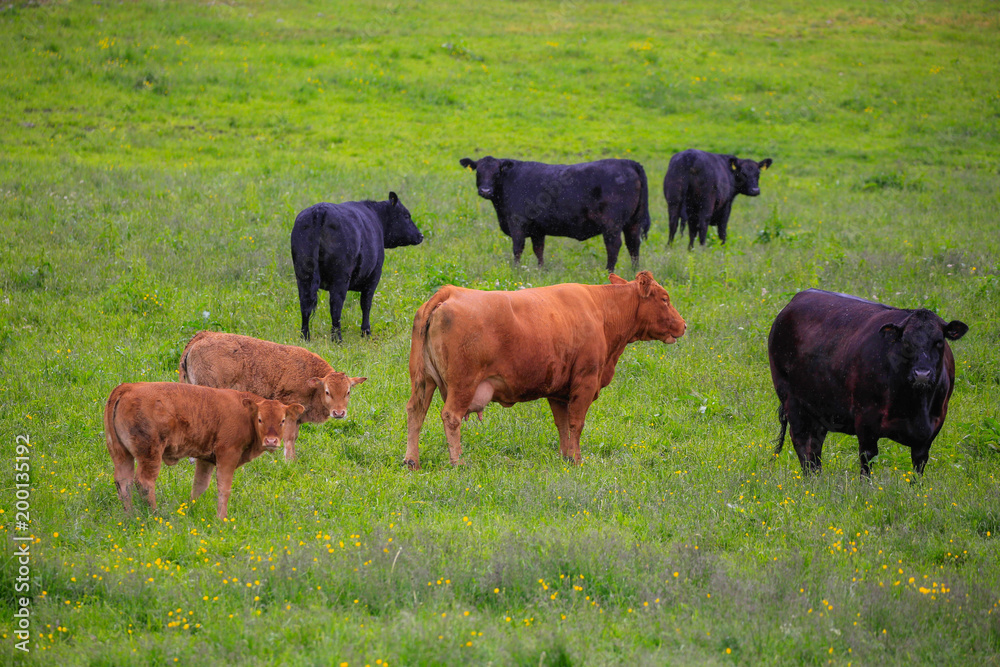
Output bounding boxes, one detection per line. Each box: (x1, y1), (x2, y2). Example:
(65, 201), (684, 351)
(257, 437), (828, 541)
(182, 331), (332, 403)
(110, 382), (255, 463)
(291, 202), (384, 284)
(501, 159), (644, 239)
(422, 284), (607, 400)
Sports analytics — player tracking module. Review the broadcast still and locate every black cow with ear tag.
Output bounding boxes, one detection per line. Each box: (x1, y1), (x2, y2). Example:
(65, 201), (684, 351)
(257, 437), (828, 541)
(291, 192), (423, 342)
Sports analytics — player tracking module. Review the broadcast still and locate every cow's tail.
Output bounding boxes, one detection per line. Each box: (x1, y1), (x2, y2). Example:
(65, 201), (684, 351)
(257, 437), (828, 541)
(408, 287), (454, 391)
(773, 405), (788, 457)
(633, 161), (652, 240)
(103, 384), (131, 461)
(177, 331), (209, 383)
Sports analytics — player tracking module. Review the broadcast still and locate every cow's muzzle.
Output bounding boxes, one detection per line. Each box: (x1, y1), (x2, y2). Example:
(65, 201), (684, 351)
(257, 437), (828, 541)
(331, 410), (347, 419)
(911, 369), (934, 388)
(263, 436), (281, 451)
(748, 188), (761, 196)
(478, 187), (493, 198)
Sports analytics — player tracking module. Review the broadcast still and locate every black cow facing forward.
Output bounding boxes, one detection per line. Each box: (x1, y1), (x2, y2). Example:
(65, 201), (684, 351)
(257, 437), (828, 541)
(459, 156), (650, 271)
(768, 289), (968, 476)
(291, 193), (423, 342)
(663, 149), (772, 249)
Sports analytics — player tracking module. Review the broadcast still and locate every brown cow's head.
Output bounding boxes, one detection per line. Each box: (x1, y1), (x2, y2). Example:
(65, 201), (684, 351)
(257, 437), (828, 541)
(880, 310), (968, 390)
(244, 398), (305, 452)
(611, 271), (687, 344)
(307, 372), (367, 420)
(460, 156), (508, 201)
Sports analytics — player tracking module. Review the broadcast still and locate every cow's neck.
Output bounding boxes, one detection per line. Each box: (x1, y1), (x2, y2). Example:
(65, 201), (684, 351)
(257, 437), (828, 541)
(593, 285), (641, 385)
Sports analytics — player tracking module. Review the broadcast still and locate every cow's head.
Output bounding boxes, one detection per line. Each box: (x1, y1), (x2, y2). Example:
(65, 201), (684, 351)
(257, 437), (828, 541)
(880, 310), (968, 390)
(729, 157), (773, 197)
(610, 271), (687, 344)
(460, 156), (507, 201)
(307, 372), (367, 421)
(244, 398), (305, 452)
(382, 192), (424, 248)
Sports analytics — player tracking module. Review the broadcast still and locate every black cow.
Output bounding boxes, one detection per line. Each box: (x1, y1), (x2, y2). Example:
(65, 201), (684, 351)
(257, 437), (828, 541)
(291, 193), (423, 342)
(768, 289), (968, 476)
(663, 149), (772, 249)
(459, 156), (651, 272)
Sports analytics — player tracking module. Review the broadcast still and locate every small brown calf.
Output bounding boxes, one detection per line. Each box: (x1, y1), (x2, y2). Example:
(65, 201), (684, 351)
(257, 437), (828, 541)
(104, 382), (304, 518)
(179, 331), (366, 460)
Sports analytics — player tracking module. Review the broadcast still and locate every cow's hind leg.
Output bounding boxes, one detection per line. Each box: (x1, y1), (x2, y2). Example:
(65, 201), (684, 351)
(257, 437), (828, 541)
(191, 459), (215, 502)
(547, 398), (572, 460)
(602, 230), (623, 272)
(296, 275), (320, 341)
(359, 280), (377, 338)
(531, 236), (545, 267)
(111, 451), (136, 513)
(440, 388), (476, 466)
(405, 377), (437, 470)
(135, 457), (162, 511)
(786, 409), (826, 474)
(328, 284), (349, 343)
(667, 201), (681, 245)
(624, 224), (642, 269)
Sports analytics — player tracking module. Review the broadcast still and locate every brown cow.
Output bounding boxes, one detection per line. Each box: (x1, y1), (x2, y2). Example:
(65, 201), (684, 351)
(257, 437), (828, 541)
(178, 331), (366, 461)
(104, 382), (304, 518)
(404, 271), (686, 469)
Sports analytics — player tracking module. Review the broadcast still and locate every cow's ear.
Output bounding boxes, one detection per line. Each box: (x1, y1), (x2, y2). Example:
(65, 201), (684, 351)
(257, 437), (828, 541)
(943, 320), (968, 341)
(730, 157), (739, 172)
(241, 397), (259, 417)
(350, 376), (368, 387)
(608, 273), (628, 285)
(636, 271), (655, 297)
(759, 158), (773, 170)
(880, 323), (902, 341)
(307, 377), (325, 390)
(459, 157), (477, 170)
(499, 159), (514, 173)
(285, 403), (306, 421)
(388, 191), (399, 206)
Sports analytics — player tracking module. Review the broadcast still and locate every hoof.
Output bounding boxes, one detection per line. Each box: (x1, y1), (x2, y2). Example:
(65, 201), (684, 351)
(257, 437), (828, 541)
(402, 458), (420, 470)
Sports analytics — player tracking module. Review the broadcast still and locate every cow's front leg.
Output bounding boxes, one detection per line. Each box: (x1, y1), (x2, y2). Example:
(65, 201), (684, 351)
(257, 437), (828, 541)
(511, 230), (526, 265)
(547, 398), (571, 459)
(909, 442), (931, 476)
(191, 459), (215, 501)
(857, 430), (880, 477)
(404, 378), (437, 470)
(214, 457), (238, 519)
(283, 420), (301, 462)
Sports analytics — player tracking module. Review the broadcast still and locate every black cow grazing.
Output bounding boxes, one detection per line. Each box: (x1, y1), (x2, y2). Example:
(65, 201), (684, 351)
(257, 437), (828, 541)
(768, 289), (968, 476)
(291, 193), (423, 342)
(663, 149), (772, 249)
(459, 156), (651, 272)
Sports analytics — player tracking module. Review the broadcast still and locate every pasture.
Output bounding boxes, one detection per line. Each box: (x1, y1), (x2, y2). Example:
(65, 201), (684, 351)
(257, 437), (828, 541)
(1, 0), (999, 664)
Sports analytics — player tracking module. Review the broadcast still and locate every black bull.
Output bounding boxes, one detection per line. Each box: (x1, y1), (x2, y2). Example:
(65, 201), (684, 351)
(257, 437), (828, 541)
(768, 289), (968, 475)
(460, 156), (651, 271)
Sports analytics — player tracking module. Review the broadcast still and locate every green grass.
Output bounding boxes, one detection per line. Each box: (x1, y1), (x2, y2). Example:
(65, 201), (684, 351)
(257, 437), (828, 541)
(1, 0), (999, 664)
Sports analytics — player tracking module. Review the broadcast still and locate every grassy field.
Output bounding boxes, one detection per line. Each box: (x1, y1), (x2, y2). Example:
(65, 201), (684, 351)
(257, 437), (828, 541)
(2, 0), (999, 664)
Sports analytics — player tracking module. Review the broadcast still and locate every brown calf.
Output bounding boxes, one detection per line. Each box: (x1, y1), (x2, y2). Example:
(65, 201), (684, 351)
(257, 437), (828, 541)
(178, 331), (366, 460)
(104, 382), (304, 518)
